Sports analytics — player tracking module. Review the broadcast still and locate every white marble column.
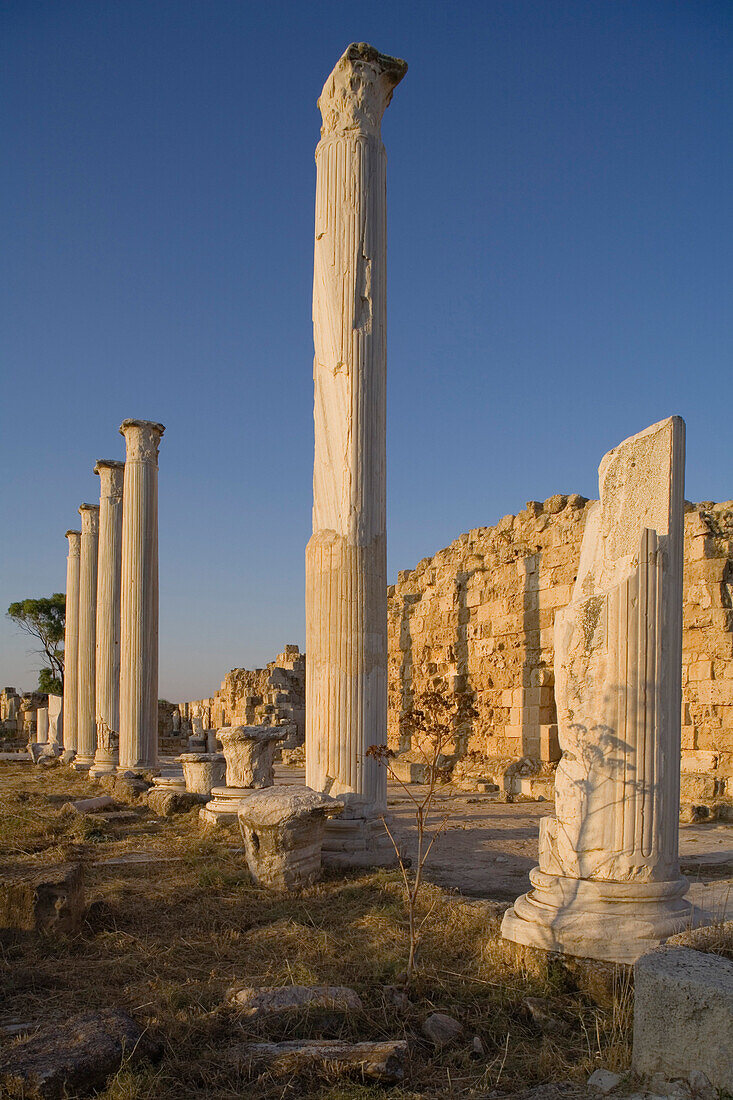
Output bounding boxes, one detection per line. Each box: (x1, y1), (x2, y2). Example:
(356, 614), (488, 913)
(90, 460), (125, 777)
(305, 44), (406, 865)
(74, 503), (99, 770)
(62, 530), (81, 756)
(118, 419), (165, 772)
(502, 417), (691, 963)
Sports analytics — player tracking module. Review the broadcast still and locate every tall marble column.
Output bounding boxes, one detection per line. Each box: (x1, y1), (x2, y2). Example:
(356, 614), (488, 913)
(62, 530), (81, 756)
(305, 44), (407, 865)
(90, 460), (125, 777)
(502, 417), (691, 963)
(36, 707), (49, 744)
(118, 419), (165, 772)
(74, 503), (99, 770)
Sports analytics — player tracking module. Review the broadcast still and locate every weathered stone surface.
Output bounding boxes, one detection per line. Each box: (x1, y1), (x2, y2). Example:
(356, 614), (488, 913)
(633, 946), (733, 1091)
(587, 1068), (622, 1093)
(0, 1008), (159, 1099)
(146, 788), (202, 817)
(226, 983), (362, 1018)
(503, 418), (692, 963)
(75, 503), (99, 770)
(180, 751), (225, 795)
(237, 785), (343, 890)
(421, 1011), (463, 1048)
(306, 45), (407, 865)
(62, 795), (117, 815)
(0, 863), (84, 935)
(218, 725), (286, 788)
(226, 1038), (407, 1083)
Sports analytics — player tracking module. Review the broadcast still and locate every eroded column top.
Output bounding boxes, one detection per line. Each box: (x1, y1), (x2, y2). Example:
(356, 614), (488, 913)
(94, 459), (125, 497)
(78, 503), (100, 533)
(119, 419), (165, 464)
(65, 529), (81, 554)
(318, 41), (407, 139)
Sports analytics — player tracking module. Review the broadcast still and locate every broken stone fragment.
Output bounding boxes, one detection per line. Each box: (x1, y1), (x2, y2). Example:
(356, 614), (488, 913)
(0, 1008), (160, 1099)
(146, 788), (204, 817)
(61, 795), (118, 815)
(587, 1068), (622, 1094)
(0, 862), (84, 935)
(421, 1012), (463, 1048)
(225, 1038), (407, 1084)
(218, 724), (287, 788)
(237, 785), (343, 890)
(225, 983), (362, 1019)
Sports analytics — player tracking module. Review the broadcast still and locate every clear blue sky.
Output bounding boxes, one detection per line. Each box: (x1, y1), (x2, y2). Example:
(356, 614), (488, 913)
(2, 0), (731, 700)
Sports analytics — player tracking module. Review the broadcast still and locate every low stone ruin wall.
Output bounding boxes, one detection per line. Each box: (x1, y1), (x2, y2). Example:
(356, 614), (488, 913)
(167, 646), (305, 753)
(387, 497), (733, 795)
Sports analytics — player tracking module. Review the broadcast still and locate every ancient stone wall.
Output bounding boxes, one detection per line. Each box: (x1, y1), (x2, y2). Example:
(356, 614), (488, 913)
(387, 497), (733, 793)
(175, 646), (305, 747)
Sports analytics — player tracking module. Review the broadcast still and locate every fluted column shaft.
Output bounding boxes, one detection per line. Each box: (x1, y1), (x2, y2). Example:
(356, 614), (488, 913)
(75, 504), (99, 768)
(118, 419), (165, 772)
(91, 460), (125, 776)
(63, 530), (81, 753)
(305, 44), (406, 813)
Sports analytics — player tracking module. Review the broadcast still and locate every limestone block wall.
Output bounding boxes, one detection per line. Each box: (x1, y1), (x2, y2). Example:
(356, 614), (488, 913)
(387, 497), (733, 790)
(176, 646), (305, 745)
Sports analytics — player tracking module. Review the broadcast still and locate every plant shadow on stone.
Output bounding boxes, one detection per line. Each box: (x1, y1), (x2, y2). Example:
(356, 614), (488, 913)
(368, 687), (477, 986)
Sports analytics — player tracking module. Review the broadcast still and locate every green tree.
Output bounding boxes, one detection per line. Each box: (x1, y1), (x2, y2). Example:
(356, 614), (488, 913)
(38, 667), (63, 695)
(7, 594), (66, 692)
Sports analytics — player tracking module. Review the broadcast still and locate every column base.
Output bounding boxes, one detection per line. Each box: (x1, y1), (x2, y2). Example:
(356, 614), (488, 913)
(321, 813), (397, 869)
(199, 785), (256, 826)
(501, 866), (693, 965)
(89, 760), (117, 777)
(71, 757), (94, 773)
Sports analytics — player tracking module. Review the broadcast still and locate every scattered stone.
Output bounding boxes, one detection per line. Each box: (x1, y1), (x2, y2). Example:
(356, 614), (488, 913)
(62, 795), (118, 815)
(471, 1035), (485, 1058)
(226, 1039), (407, 1084)
(94, 852), (182, 867)
(0, 1022), (35, 1039)
(59, 750), (76, 766)
(146, 788), (203, 817)
(0, 1008), (159, 1098)
(0, 862), (84, 935)
(523, 997), (568, 1037)
(688, 1069), (715, 1100)
(237, 785), (343, 890)
(226, 983), (362, 1019)
(587, 1068), (622, 1094)
(100, 772), (151, 803)
(36, 754), (60, 769)
(421, 1012), (463, 1048)
(633, 946), (733, 1092)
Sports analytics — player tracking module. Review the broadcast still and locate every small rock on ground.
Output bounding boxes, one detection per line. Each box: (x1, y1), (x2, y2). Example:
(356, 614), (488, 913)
(226, 983), (362, 1019)
(587, 1068), (622, 1094)
(422, 1012), (463, 1048)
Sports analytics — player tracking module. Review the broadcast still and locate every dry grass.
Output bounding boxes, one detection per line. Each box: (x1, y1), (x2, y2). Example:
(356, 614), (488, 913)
(0, 763), (634, 1098)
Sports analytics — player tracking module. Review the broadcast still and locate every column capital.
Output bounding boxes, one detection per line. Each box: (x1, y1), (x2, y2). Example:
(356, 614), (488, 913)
(78, 503), (100, 533)
(65, 529), (81, 553)
(318, 42), (407, 140)
(119, 419), (165, 464)
(94, 459), (125, 499)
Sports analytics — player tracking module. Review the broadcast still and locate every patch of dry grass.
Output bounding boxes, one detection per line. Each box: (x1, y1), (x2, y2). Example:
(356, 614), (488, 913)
(0, 763), (634, 1098)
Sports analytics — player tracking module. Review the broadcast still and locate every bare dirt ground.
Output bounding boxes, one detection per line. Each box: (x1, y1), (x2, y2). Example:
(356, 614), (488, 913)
(277, 765), (733, 919)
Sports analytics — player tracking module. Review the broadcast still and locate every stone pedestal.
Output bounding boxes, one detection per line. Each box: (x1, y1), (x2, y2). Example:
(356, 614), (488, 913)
(199, 786), (255, 826)
(305, 44), (406, 865)
(237, 786), (343, 890)
(62, 531), (81, 756)
(118, 419), (165, 773)
(180, 752), (225, 796)
(90, 460), (125, 777)
(502, 418), (692, 964)
(219, 725), (287, 788)
(74, 504), (99, 771)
